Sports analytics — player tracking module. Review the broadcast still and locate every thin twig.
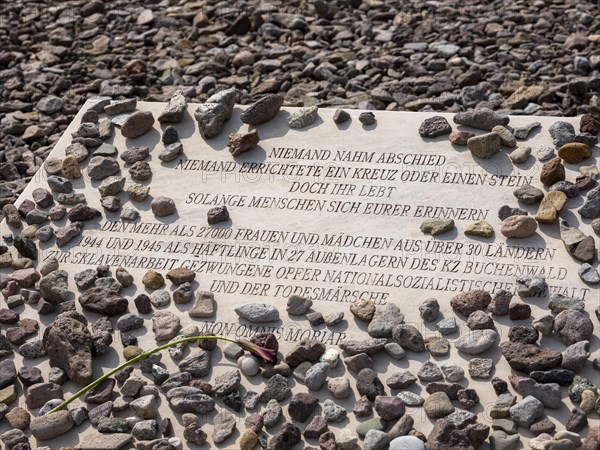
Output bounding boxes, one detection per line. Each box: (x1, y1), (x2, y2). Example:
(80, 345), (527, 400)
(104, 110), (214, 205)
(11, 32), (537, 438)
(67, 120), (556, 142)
(46, 335), (240, 415)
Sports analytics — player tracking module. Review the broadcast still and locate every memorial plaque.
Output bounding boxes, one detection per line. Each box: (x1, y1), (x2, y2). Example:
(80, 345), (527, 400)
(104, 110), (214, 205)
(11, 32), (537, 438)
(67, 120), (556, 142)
(0, 99), (598, 447)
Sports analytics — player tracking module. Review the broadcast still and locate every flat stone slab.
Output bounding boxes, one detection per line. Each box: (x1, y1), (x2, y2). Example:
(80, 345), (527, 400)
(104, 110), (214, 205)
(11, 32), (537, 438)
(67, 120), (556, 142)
(0, 100), (598, 447)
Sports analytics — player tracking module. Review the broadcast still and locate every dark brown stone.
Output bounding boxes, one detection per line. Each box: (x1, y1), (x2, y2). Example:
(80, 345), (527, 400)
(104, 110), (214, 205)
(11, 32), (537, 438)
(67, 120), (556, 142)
(499, 341), (562, 374)
(576, 174), (597, 191)
(284, 339), (325, 367)
(6, 327), (27, 345)
(345, 353), (374, 374)
(457, 388), (479, 409)
(353, 395), (373, 417)
(25, 382), (63, 409)
(166, 267), (196, 285)
(197, 331), (218, 351)
(572, 235), (596, 264)
(566, 407), (588, 433)
(134, 294), (152, 314)
(540, 157), (565, 186)
(449, 131), (476, 146)
(465, 423), (489, 448)
(42, 317), (93, 386)
(419, 116), (452, 138)
(250, 332), (279, 353)
(79, 287), (128, 316)
(425, 382), (464, 400)
(333, 109), (350, 124)
(450, 290), (491, 317)
(67, 203), (102, 222)
(84, 378), (115, 404)
(391, 325), (425, 352)
(356, 368), (385, 401)
(580, 113), (600, 135)
(18, 199), (36, 219)
(426, 418), (474, 450)
(207, 206), (229, 224)
(0, 309), (19, 324)
(240, 94), (284, 126)
(319, 430), (338, 450)
(18, 366), (43, 387)
(269, 422), (301, 450)
(508, 326), (539, 344)
(508, 302), (531, 320)
(303, 415), (329, 439)
(37, 298), (56, 315)
(529, 417), (556, 436)
(128, 161), (152, 181)
(288, 392), (319, 422)
(32, 188), (54, 208)
(389, 415), (414, 439)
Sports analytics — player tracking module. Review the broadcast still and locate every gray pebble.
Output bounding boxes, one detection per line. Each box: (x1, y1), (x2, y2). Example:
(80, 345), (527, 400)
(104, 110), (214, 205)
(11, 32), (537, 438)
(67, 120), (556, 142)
(363, 429), (391, 450)
(498, 205), (528, 220)
(441, 364), (465, 382)
(263, 399), (283, 428)
(158, 142), (183, 162)
(516, 276), (547, 297)
(288, 106), (319, 129)
(417, 361), (444, 382)
(384, 342), (406, 360)
(234, 303), (279, 323)
(322, 398), (347, 423)
(513, 185), (544, 204)
(578, 186), (600, 219)
(286, 295), (312, 315)
(238, 355), (260, 376)
(368, 303), (404, 338)
(243, 391), (260, 410)
(396, 391), (424, 407)
(419, 298), (439, 322)
(292, 361), (312, 382)
(453, 108), (509, 131)
(509, 395), (544, 427)
(455, 330), (498, 354)
(549, 121), (576, 147)
(324, 311), (344, 326)
(468, 358), (494, 379)
(579, 263), (600, 284)
(328, 377), (351, 399)
(537, 145), (556, 161)
(436, 317), (458, 335)
(304, 362), (330, 391)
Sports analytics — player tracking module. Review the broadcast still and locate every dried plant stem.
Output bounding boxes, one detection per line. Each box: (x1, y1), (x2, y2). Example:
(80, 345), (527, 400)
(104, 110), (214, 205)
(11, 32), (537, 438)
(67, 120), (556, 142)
(46, 335), (241, 415)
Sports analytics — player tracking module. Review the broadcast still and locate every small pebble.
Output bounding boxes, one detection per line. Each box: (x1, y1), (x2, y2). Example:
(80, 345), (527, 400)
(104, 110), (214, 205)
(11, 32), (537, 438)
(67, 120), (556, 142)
(359, 112), (376, 126)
